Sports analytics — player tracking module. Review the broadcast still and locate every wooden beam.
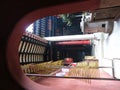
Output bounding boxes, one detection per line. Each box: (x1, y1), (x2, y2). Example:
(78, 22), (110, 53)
(91, 6), (120, 21)
(25, 73), (120, 81)
(100, 0), (120, 8)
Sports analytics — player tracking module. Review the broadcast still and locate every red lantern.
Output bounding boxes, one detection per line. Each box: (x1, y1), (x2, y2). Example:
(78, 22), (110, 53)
(64, 58), (73, 65)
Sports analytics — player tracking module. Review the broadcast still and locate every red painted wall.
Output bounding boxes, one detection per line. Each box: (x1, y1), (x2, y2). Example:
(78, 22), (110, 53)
(0, 0), (100, 90)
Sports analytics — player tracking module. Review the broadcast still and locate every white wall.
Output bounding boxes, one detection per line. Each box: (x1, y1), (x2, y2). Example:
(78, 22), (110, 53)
(91, 20), (120, 78)
(104, 20), (120, 59)
(102, 19), (120, 78)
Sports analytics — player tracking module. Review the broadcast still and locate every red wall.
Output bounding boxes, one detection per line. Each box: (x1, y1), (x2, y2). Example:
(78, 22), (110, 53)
(0, 0), (100, 90)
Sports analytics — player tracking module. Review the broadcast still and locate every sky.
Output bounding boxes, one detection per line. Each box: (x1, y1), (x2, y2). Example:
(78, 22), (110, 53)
(26, 23), (33, 33)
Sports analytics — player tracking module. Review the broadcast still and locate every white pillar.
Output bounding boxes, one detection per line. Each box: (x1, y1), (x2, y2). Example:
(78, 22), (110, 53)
(93, 32), (104, 66)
